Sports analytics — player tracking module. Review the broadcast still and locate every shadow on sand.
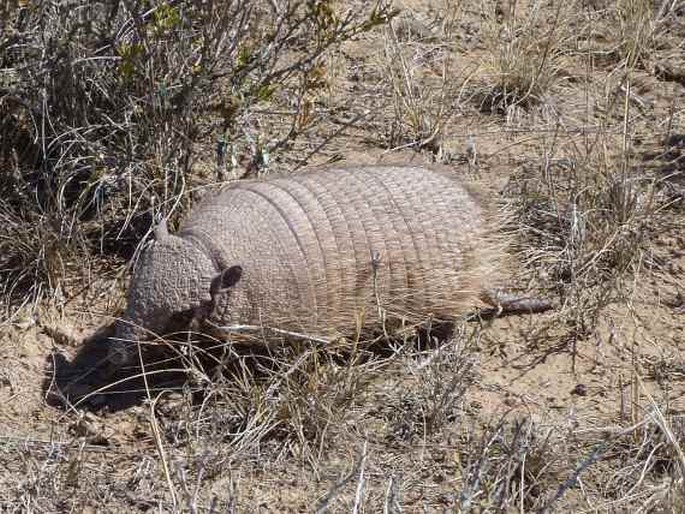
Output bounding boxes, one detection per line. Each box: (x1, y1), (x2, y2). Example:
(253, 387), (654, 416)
(41, 316), (504, 414)
(43, 325), (190, 413)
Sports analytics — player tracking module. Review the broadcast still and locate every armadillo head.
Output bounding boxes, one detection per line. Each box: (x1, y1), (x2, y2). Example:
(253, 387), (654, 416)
(107, 220), (242, 370)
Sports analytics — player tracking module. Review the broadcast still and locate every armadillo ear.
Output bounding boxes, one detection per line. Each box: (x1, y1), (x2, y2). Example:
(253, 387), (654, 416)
(154, 219), (169, 240)
(210, 265), (243, 297)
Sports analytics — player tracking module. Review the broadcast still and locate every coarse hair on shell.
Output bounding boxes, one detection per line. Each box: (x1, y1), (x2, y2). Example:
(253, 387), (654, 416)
(108, 164), (520, 367)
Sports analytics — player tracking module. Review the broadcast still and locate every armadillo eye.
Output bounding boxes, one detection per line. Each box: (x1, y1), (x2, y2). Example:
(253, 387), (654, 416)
(167, 308), (195, 333)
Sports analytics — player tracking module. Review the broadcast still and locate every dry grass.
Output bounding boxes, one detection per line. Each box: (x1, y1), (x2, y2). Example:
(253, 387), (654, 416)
(1, 0), (685, 511)
(476, 0), (575, 120)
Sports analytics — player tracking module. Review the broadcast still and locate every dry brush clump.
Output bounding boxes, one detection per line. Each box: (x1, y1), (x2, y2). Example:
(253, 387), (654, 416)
(44, 319), (483, 509)
(502, 110), (673, 359)
(451, 405), (685, 512)
(476, 1), (576, 120)
(377, 323), (479, 445)
(593, 0), (680, 71)
(130, 324), (474, 456)
(479, 0), (685, 363)
(473, 0), (683, 121)
(0, 0), (394, 316)
(381, 9), (457, 154)
(456, 417), (562, 512)
(132, 325), (481, 508)
(600, 408), (685, 509)
(510, 171), (654, 358)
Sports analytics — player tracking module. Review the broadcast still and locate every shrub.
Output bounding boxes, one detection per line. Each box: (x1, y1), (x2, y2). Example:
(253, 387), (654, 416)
(0, 0), (394, 311)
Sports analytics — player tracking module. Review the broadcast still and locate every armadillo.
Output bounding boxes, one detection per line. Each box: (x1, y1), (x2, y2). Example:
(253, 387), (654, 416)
(108, 165), (516, 367)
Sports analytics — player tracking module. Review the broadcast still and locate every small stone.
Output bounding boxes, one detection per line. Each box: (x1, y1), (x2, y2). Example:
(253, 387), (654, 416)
(571, 384), (588, 396)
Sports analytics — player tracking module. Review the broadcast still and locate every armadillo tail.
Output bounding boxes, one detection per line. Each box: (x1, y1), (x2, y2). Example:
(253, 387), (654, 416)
(477, 288), (554, 319)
